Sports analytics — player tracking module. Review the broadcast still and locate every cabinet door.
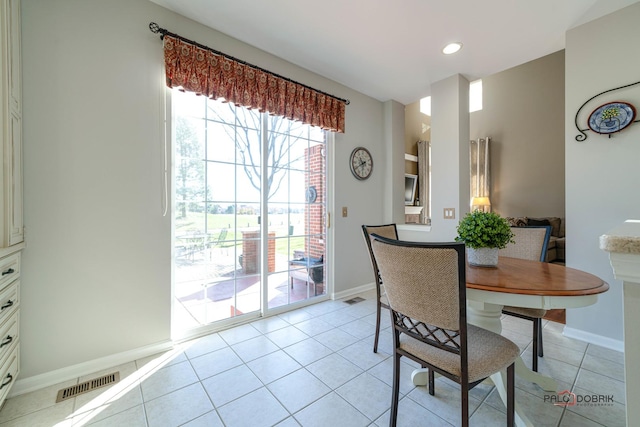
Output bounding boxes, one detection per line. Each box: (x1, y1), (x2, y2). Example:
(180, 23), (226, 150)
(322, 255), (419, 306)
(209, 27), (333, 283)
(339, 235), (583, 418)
(6, 0), (20, 114)
(7, 112), (22, 246)
(1, 0), (22, 247)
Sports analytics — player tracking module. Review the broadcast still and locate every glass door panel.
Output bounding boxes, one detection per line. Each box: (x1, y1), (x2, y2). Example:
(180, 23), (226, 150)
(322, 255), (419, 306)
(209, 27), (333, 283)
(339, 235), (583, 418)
(172, 89), (328, 337)
(266, 120), (327, 310)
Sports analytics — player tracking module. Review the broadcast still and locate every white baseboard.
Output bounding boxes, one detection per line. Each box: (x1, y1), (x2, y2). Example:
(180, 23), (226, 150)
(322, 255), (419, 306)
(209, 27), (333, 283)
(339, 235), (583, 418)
(563, 326), (625, 353)
(10, 339), (174, 398)
(332, 282), (375, 301)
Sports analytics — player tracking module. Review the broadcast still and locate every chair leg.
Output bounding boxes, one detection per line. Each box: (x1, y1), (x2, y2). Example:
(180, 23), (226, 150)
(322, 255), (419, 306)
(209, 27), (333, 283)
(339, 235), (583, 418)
(532, 319), (539, 372)
(461, 382), (469, 427)
(428, 369), (435, 396)
(373, 301), (381, 353)
(537, 318), (544, 357)
(506, 363), (515, 427)
(389, 352), (401, 427)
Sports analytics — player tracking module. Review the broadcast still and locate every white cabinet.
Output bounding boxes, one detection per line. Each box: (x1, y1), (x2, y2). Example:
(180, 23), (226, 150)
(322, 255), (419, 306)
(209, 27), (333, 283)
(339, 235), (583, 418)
(1, 0), (23, 247)
(0, 252), (19, 406)
(5, 0), (19, 112)
(0, 0), (22, 407)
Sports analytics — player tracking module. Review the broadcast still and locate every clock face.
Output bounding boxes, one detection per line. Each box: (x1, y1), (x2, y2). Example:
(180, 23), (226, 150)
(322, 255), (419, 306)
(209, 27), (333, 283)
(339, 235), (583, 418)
(350, 147), (373, 180)
(305, 186), (317, 203)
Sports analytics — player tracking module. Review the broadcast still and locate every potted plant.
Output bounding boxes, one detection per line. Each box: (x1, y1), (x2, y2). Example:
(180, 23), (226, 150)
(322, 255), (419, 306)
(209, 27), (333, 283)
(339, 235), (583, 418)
(455, 210), (514, 267)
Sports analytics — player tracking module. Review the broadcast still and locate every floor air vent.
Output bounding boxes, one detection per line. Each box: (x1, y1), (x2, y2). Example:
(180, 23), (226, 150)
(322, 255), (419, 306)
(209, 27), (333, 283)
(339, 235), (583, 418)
(56, 372), (120, 403)
(344, 297), (365, 305)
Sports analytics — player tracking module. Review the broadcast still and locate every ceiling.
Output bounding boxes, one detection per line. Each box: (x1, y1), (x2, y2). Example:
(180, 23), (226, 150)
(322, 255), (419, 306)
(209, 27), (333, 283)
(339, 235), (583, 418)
(150, 0), (639, 105)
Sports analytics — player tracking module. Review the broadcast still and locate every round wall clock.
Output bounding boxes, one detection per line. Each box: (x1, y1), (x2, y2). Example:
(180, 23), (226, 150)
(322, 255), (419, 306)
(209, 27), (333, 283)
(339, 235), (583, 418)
(305, 186), (317, 203)
(349, 147), (373, 180)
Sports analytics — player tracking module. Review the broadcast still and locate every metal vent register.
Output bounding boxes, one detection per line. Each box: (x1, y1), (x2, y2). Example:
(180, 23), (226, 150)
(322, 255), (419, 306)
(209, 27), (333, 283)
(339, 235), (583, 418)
(56, 372), (120, 403)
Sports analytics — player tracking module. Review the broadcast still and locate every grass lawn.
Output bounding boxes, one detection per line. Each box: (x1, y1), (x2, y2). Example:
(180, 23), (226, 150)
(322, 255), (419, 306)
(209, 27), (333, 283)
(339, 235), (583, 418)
(176, 212), (313, 256)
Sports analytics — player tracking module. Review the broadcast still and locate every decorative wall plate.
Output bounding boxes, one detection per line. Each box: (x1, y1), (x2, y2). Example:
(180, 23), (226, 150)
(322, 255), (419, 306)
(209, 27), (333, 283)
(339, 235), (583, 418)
(588, 101), (636, 135)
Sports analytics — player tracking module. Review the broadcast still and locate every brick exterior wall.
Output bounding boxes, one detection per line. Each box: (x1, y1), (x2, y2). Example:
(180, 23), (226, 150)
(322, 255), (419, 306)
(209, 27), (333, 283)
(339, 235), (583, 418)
(241, 230), (276, 274)
(306, 144), (325, 262)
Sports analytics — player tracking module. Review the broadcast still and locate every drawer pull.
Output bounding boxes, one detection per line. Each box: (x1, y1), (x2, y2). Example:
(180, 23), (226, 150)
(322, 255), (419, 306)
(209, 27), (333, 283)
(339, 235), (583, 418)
(0, 335), (12, 348)
(0, 300), (13, 311)
(1, 268), (14, 276)
(0, 374), (12, 390)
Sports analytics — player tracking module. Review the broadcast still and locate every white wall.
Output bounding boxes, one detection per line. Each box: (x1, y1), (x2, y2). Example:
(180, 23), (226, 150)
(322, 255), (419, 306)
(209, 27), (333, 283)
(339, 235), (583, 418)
(564, 2), (640, 348)
(427, 74), (470, 241)
(382, 100), (406, 225)
(20, 0), (385, 385)
(470, 51), (565, 218)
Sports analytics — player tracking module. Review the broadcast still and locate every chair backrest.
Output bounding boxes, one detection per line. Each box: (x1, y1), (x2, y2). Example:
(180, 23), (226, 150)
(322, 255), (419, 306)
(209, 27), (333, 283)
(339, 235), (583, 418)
(361, 224), (398, 283)
(370, 235), (466, 335)
(499, 226), (551, 262)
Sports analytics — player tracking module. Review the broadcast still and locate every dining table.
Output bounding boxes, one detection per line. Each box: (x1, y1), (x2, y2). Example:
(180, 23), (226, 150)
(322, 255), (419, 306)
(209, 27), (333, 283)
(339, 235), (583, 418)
(410, 256), (609, 427)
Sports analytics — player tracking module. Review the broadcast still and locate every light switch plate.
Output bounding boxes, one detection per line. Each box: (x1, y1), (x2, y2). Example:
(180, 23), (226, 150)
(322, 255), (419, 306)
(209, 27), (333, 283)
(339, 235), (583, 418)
(342, 207), (348, 217)
(444, 208), (456, 219)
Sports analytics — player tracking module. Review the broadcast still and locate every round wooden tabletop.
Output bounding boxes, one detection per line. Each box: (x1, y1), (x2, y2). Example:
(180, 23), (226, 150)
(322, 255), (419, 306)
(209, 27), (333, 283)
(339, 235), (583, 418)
(466, 256), (609, 296)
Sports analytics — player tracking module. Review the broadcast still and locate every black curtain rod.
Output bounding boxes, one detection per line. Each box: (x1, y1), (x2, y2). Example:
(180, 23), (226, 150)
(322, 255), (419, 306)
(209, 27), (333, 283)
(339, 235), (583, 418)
(149, 22), (350, 105)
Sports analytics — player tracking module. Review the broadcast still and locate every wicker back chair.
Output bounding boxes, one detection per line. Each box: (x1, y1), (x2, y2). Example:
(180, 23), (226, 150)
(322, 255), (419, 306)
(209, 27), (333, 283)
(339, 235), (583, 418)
(361, 224), (398, 353)
(370, 235), (518, 427)
(500, 225), (552, 372)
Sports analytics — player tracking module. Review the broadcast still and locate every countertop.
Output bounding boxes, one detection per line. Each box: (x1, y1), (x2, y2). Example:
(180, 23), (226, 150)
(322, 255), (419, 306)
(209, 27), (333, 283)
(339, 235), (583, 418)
(600, 220), (640, 254)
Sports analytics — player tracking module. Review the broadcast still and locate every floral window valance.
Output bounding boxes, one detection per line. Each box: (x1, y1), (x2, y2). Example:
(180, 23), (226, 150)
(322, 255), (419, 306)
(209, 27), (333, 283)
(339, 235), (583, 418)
(162, 34), (347, 133)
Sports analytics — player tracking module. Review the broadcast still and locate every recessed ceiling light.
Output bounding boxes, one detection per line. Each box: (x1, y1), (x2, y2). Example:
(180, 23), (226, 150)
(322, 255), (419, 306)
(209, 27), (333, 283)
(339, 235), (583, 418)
(442, 42), (463, 55)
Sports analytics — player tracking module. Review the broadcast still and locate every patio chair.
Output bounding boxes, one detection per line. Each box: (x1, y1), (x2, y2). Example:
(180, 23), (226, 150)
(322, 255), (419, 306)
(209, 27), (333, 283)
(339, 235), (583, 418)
(370, 235), (518, 427)
(207, 228), (229, 258)
(361, 224), (398, 353)
(176, 231), (206, 261)
(289, 254), (324, 296)
(499, 225), (552, 372)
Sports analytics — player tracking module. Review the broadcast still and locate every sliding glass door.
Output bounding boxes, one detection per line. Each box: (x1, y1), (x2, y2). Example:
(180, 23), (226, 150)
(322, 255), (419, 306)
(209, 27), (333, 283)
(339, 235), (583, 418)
(171, 90), (328, 337)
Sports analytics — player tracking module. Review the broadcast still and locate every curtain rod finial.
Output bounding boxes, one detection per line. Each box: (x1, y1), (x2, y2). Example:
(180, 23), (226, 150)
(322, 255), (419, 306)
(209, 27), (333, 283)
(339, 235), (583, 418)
(149, 22), (167, 40)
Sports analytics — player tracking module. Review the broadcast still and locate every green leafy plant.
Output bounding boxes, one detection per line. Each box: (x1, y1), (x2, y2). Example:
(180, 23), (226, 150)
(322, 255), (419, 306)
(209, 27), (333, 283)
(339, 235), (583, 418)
(455, 211), (514, 249)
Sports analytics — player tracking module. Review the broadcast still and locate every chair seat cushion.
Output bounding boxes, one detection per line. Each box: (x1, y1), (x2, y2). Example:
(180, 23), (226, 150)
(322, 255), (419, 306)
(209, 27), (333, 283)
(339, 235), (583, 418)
(399, 324), (519, 383)
(502, 306), (547, 318)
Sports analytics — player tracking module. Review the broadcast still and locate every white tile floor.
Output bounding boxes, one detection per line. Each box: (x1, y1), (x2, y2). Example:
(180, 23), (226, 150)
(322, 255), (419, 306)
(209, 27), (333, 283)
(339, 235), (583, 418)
(0, 290), (627, 426)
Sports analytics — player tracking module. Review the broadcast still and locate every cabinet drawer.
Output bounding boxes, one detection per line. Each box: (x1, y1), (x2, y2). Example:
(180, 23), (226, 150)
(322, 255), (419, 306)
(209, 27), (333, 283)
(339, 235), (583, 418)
(0, 253), (19, 291)
(0, 344), (18, 405)
(0, 312), (18, 364)
(0, 280), (18, 326)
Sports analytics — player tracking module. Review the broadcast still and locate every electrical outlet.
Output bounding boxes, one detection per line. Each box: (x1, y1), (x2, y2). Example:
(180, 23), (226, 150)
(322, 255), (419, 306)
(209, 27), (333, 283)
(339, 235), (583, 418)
(444, 208), (456, 219)
(342, 207), (348, 217)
